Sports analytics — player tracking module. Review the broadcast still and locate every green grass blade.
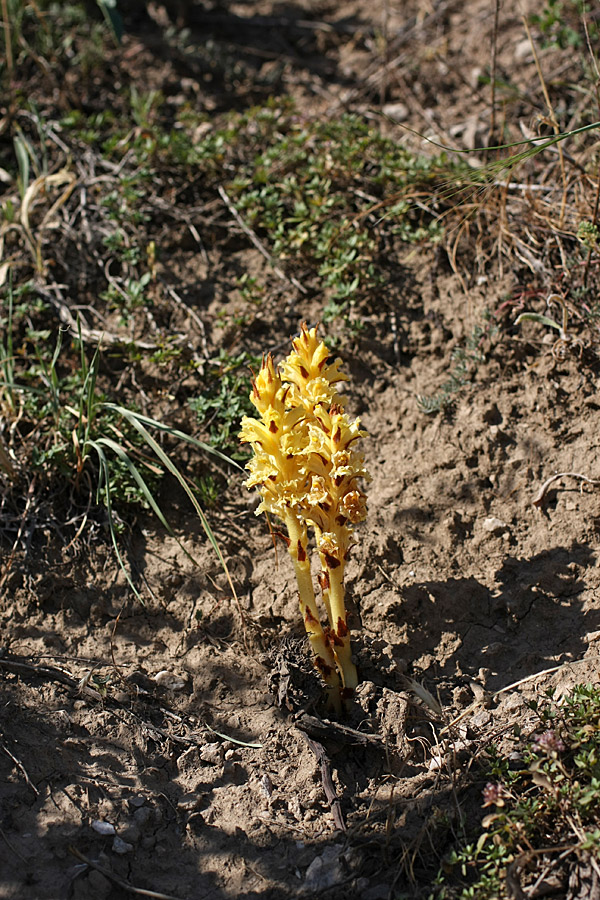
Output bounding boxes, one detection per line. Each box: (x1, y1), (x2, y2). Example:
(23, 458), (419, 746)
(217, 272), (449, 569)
(94, 436), (170, 525)
(80, 341), (101, 451)
(102, 403), (244, 471)
(515, 313), (562, 332)
(97, 435), (229, 598)
(92, 435), (205, 570)
(88, 439), (145, 604)
(107, 409), (239, 604)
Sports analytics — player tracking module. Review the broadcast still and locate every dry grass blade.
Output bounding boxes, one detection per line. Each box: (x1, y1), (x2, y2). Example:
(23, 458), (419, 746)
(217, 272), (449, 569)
(0, 435), (15, 478)
(20, 169), (77, 271)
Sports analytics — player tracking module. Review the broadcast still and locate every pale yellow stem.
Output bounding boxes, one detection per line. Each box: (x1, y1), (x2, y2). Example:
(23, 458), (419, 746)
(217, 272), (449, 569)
(284, 511), (340, 697)
(313, 524), (334, 627)
(327, 555), (358, 693)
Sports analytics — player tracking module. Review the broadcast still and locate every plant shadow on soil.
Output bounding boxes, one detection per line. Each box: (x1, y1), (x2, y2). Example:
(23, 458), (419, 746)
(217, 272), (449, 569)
(0, 694), (308, 900)
(2, 509), (599, 899)
(107, 1), (367, 112)
(386, 543), (598, 692)
(0, 645), (451, 900)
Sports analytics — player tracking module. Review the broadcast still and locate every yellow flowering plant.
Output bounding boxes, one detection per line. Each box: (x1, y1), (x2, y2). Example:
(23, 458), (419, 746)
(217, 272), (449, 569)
(239, 324), (369, 707)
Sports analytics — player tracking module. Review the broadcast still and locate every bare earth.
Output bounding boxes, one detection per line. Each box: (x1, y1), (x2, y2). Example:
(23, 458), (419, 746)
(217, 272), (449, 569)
(1, 2), (600, 899)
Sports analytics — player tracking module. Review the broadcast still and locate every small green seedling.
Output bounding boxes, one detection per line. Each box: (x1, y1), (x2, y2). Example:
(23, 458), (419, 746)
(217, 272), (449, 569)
(515, 294), (584, 360)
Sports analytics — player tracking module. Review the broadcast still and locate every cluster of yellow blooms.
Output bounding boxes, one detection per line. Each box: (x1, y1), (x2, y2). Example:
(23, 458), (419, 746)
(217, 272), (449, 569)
(239, 324), (369, 705)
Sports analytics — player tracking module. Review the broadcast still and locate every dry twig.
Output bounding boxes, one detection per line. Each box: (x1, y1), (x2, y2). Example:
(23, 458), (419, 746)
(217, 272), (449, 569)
(300, 732), (346, 832)
(69, 847), (186, 900)
(532, 472), (600, 508)
(0, 734), (39, 796)
(217, 185), (307, 294)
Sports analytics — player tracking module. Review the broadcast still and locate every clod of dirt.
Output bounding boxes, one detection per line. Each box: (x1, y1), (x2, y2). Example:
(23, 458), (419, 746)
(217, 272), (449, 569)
(376, 689), (412, 761)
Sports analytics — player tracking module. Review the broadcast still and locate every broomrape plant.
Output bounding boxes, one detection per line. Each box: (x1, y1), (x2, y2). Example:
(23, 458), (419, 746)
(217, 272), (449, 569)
(240, 324), (369, 707)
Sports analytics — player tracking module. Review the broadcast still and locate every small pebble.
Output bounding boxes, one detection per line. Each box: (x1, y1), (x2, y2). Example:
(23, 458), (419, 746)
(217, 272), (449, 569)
(259, 774), (274, 798)
(199, 742), (223, 764)
(91, 820), (116, 836)
(133, 806), (152, 827)
(153, 670), (187, 691)
(482, 516), (509, 535)
(177, 795), (200, 812)
(471, 709), (492, 728)
(121, 825), (141, 844)
(112, 836), (133, 855)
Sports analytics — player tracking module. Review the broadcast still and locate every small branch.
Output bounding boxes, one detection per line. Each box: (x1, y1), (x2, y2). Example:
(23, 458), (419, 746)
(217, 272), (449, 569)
(300, 732), (346, 832)
(0, 736), (39, 795)
(217, 185), (307, 294)
(488, 0), (500, 150)
(532, 472), (600, 508)
(0, 654), (102, 699)
(69, 847), (186, 900)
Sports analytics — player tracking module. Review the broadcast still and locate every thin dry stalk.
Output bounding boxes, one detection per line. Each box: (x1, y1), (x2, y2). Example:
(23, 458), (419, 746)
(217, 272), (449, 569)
(522, 15), (568, 227)
(487, 0), (501, 152)
(1, 0), (13, 80)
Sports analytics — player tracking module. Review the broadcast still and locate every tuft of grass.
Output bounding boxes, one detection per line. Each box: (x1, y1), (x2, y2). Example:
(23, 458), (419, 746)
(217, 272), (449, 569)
(0, 286), (241, 603)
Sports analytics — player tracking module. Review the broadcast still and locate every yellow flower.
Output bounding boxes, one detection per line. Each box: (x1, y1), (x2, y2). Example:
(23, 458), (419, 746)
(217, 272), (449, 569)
(306, 474), (330, 506)
(250, 355), (282, 415)
(340, 489), (367, 524)
(239, 324), (369, 705)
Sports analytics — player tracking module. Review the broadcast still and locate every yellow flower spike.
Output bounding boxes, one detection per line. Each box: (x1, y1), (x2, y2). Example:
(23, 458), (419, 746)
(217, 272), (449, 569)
(250, 354), (282, 415)
(240, 324), (369, 710)
(280, 323), (348, 412)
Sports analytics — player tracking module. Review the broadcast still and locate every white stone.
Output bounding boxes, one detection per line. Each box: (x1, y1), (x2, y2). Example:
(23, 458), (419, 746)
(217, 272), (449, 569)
(482, 516), (509, 535)
(91, 820), (116, 836)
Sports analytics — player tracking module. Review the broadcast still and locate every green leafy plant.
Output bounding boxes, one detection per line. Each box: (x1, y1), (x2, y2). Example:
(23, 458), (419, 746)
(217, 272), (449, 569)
(530, 0), (598, 50)
(417, 314), (495, 414)
(174, 107), (453, 324)
(432, 684), (600, 899)
(189, 349), (260, 459)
